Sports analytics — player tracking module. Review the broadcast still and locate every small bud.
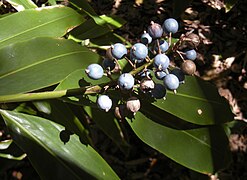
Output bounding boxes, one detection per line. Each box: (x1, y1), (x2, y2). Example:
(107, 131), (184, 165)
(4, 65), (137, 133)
(126, 97), (141, 114)
(140, 78), (155, 93)
(180, 60), (196, 75)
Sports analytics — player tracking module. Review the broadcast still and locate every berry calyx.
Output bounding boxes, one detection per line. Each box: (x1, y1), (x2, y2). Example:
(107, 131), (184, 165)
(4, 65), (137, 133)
(85, 64), (104, 80)
(97, 95), (112, 112)
(118, 73), (135, 90)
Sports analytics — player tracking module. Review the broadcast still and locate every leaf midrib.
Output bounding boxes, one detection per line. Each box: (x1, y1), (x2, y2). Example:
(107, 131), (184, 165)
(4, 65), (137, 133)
(167, 91), (223, 105)
(0, 9), (75, 45)
(140, 110), (222, 155)
(0, 50), (85, 79)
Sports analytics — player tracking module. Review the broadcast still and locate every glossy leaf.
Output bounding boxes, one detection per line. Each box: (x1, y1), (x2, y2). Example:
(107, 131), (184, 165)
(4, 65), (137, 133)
(0, 152), (26, 160)
(0, 139), (13, 150)
(0, 6), (84, 49)
(225, 0), (238, 12)
(0, 37), (99, 95)
(6, 0), (37, 11)
(1, 110), (120, 179)
(127, 111), (231, 174)
(33, 100), (90, 144)
(151, 76), (234, 125)
(84, 106), (129, 152)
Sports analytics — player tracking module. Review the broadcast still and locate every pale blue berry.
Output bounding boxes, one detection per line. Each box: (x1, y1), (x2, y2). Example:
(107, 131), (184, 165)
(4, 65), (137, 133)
(141, 31), (152, 44)
(85, 64), (104, 80)
(185, 49), (197, 61)
(118, 73), (135, 90)
(153, 54), (170, 71)
(131, 43), (148, 60)
(111, 43), (127, 59)
(162, 18), (179, 34)
(155, 70), (167, 80)
(163, 74), (179, 90)
(97, 95), (112, 112)
(159, 40), (169, 53)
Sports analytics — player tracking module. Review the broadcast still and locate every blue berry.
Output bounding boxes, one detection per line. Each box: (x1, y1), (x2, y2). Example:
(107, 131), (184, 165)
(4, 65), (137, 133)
(147, 21), (163, 39)
(85, 63), (104, 80)
(162, 18), (179, 34)
(111, 43), (127, 59)
(185, 49), (197, 60)
(97, 95), (112, 112)
(118, 73), (135, 90)
(155, 70), (167, 80)
(131, 43), (148, 60)
(170, 68), (185, 82)
(153, 54), (170, 71)
(159, 40), (169, 53)
(151, 84), (166, 99)
(141, 31), (152, 44)
(130, 51), (145, 64)
(163, 74), (179, 90)
(138, 69), (151, 78)
(102, 58), (116, 70)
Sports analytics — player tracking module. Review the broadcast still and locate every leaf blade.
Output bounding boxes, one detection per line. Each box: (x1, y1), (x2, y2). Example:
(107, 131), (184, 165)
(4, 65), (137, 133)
(1, 110), (120, 179)
(0, 6), (84, 48)
(127, 111), (231, 174)
(0, 37), (99, 95)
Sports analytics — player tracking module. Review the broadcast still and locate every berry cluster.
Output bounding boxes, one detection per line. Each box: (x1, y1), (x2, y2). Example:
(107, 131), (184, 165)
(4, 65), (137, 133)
(85, 18), (197, 118)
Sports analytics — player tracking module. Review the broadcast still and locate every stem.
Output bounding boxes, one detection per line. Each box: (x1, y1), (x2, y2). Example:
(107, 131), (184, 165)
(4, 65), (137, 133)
(0, 86), (102, 103)
(0, 59), (154, 104)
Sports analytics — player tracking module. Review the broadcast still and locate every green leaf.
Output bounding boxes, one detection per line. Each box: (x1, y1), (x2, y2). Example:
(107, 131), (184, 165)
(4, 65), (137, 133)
(1, 110), (120, 179)
(6, 0), (37, 11)
(99, 15), (126, 29)
(127, 111), (231, 174)
(151, 76), (234, 125)
(70, 18), (111, 40)
(33, 100), (91, 144)
(0, 6), (84, 49)
(0, 37), (99, 95)
(0, 139), (13, 150)
(84, 106), (129, 152)
(0, 152), (26, 160)
(225, 0), (238, 12)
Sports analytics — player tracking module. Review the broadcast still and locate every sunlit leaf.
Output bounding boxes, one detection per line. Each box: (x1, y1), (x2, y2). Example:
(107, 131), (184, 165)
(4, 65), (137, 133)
(1, 110), (120, 179)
